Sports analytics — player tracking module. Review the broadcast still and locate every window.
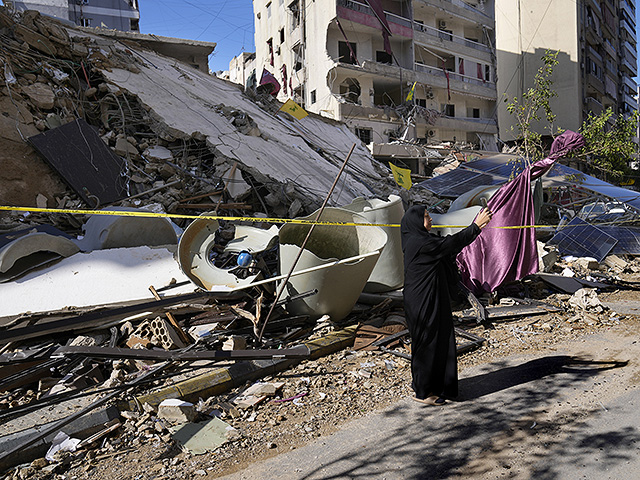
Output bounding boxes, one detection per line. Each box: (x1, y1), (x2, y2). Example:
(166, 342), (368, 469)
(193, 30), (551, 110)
(267, 38), (274, 66)
(293, 44), (303, 71)
(280, 28), (285, 44)
(376, 51), (392, 64)
(355, 128), (372, 144)
(130, 18), (139, 31)
(266, 2), (272, 18)
(338, 41), (357, 64)
(79, 17), (91, 27)
(472, 108), (480, 118)
(484, 65), (491, 82)
(310, 90), (316, 104)
(443, 104), (455, 116)
(289, 0), (300, 29)
(417, 98), (427, 108)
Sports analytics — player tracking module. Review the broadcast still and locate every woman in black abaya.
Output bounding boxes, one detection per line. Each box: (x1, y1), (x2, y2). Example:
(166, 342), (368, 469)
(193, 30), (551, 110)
(401, 205), (492, 405)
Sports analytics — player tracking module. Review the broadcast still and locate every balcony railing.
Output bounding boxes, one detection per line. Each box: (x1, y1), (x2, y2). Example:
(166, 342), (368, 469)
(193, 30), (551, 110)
(338, 0), (412, 28)
(413, 21), (491, 53)
(620, 17), (636, 39)
(414, 63), (495, 88)
(448, 0), (492, 21)
(623, 93), (638, 108)
(622, 41), (637, 63)
(621, 56), (636, 74)
(621, 0), (635, 21)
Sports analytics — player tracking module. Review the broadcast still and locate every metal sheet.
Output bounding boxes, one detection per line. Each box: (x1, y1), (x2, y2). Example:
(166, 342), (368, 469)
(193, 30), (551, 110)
(544, 164), (640, 211)
(548, 217), (618, 262)
(29, 119), (128, 206)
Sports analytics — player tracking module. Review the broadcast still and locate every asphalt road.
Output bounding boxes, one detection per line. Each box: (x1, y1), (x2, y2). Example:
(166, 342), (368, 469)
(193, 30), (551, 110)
(217, 327), (640, 480)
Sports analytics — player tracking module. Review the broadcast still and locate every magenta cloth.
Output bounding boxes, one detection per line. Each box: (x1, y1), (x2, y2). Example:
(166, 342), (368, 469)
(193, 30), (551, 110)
(259, 68), (280, 96)
(457, 130), (586, 295)
(365, 0), (393, 55)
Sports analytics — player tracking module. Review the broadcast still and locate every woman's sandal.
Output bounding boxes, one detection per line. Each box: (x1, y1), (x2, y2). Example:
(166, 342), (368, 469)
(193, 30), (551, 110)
(412, 395), (446, 406)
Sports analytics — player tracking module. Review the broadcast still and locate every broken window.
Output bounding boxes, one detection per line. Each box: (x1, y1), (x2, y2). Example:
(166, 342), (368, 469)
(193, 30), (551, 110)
(376, 51), (392, 65)
(340, 78), (361, 104)
(339, 41), (357, 65)
(267, 38), (274, 66)
(267, 2), (272, 18)
(443, 104), (455, 116)
(417, 98), (426, 108)
(310, 89), (316, 104)
(292, 44), (303, 71)
(355, 127), (372, 144)
(280, 27), (285, 44)
(130, 18), (139, 31)
(289, 0), (300, 29)
(79, 17), (91, 27)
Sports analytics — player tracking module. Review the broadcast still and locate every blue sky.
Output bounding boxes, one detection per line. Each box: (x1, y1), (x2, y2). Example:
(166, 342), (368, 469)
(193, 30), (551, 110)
(140, 0), (639, 79)
(139, 0), (255, 73)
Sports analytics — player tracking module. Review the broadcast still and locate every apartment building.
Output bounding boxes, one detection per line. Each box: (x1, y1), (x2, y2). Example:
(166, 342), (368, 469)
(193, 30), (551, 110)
(495, 0), (638, 142)
(253, 0), (498, 150)
(229, 52), (257, 90)
(8, 0), (140, 31)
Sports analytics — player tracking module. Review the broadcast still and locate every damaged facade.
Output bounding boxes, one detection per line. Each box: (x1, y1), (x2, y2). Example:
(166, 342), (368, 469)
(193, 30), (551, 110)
(253, 0), (498, 149)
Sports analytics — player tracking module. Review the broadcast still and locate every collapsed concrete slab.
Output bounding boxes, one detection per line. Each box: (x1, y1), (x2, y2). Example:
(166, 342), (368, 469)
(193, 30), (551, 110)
(63, 27), (388, 213)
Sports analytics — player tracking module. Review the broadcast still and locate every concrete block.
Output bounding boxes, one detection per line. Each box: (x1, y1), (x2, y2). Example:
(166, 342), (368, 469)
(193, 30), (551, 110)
(158, 399), (197, 423)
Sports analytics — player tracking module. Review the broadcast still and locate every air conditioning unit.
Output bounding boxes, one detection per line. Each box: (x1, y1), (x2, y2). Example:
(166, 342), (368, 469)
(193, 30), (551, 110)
(438, 20), (447, 29)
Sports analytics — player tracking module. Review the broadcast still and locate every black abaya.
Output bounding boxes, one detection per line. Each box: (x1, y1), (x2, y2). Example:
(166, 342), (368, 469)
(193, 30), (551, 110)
(401, 205), (481, 399)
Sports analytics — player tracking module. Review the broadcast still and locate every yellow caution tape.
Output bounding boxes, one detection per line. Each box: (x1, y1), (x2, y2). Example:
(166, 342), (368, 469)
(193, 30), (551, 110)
(1, 205), (626, 230)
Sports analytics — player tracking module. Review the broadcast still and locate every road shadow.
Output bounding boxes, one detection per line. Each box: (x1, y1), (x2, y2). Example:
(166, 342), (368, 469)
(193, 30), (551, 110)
(457, 355), (628, 401)
(289, 354), (636, 480)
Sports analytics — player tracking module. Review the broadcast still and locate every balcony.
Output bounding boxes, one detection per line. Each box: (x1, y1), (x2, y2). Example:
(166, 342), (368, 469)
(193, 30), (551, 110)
(416, 0), (493, 28)
(603, 39), (616, 58)
(623, 74), (637, 91)
(337, 102), (403, 123)
(620, 17), (636, 39)
(413, 21), (492, 60)
(447, 0), (492, 22)
(621, 56), (637, 75)
(436, 115), (498, 134)
(337, 0), (413, 37)
(587, 0), (602, 14)
(585, 96), (604, 115)
(621, 0), (635, 21)
(623, 93), (638, 109)
(414, 62), (496, 99)
(586, 73), (604, 95)
(622, 41), (637, 64)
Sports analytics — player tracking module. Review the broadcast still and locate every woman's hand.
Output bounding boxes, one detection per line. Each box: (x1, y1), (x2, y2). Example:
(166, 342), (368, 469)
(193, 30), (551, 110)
(474, 207), (493, 230)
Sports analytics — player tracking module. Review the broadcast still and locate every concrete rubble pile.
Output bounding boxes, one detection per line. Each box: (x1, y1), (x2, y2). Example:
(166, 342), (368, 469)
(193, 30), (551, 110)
(1, 7), (640, 480)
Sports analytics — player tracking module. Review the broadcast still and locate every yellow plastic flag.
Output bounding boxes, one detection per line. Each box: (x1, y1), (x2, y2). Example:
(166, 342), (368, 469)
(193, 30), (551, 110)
(279, 98), (308, 120)
(405, 82), (416, 102)
(389, 163), (412, 190)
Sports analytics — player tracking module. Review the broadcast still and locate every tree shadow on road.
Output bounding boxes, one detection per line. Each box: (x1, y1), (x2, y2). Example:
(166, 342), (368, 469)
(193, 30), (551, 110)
(295, 355), (634, 480)
(457, 355), (628, 401)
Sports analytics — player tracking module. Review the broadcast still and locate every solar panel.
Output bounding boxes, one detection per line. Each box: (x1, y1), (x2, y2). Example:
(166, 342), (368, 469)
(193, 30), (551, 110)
(416, 169), (497, 198)
(548, 217), (618, 262)
(464, 156), (526, 179)
(597, 226), (640, 255)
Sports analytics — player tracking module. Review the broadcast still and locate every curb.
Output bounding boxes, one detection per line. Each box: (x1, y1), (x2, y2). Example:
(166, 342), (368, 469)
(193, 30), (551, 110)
(121, 326), (357, 410)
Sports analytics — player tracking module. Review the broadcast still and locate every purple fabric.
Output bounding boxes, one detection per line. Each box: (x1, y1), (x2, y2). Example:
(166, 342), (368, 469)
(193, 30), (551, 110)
(457, 130), (586, 295)
(259, 68), (280, 96)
